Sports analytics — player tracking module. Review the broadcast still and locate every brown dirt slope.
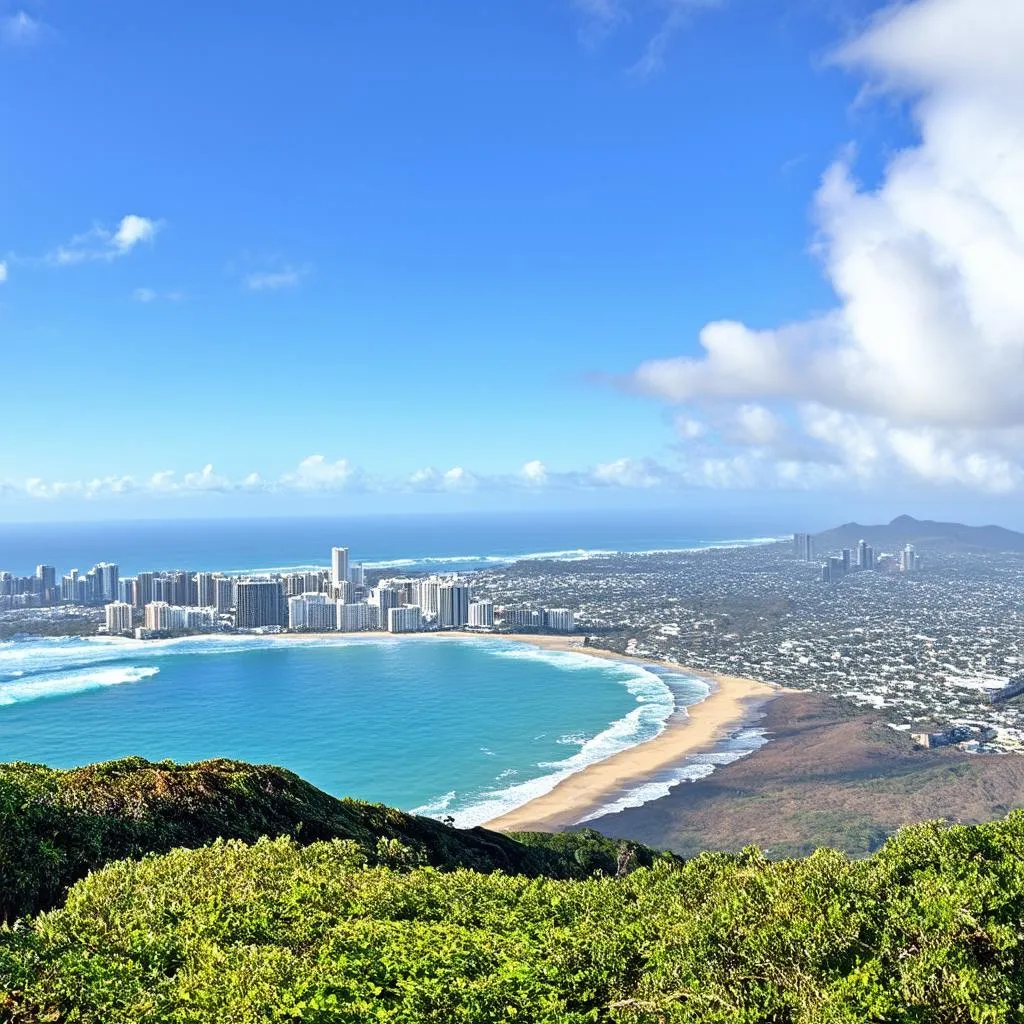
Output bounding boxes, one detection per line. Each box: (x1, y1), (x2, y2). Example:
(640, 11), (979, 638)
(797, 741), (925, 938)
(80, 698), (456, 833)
(584, 692), (1024, 858)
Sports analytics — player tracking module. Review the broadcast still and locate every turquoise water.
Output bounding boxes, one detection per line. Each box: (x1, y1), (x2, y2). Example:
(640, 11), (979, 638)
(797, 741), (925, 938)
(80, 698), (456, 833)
(0, 635), (712, 825)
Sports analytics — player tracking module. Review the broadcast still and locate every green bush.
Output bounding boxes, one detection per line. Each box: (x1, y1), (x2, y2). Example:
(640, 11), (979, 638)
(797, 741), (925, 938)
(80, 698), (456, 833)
(0, 757), (671, 923)
(5, 812), (1024, 1021)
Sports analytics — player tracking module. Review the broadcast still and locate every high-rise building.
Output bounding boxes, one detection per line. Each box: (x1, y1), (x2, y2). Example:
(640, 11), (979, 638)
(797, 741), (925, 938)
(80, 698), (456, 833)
(288, 593), (337, 631)
(901, 544), (917, 573)
(413, 578), (441, 617)
(438, 583), (471, 628)
(196, 572), (217, 607)
(35, 565), (56, 603)
(793, 533), (815, 561)
(84, 567), (103, 604)
(117, 578), (136, 604)
(375, 586), (401, 625)
(348, 563), (365, 588)
(144, 601), (172, 631)
(841, 549), (851, 573)
(213, 575), (234, 614)
(467, 599), (494, 628)
(133, 572), (154, 609)
(387, 605), (423, 634)
(337, 602), (377, 632)
(166, 570), (193, 606)
(105, 601), (133, 635)
(61, 569), (79, 603)
(152, 576), (172, 603)
(235, 580), (284, 629)
(144, 602), (214, 632)
(98, 563), (120, 602)
(544, 608), (575, 632)
(332, 579), (352, 604)
(331, 547), (350, 588)
(501, 606), (543, 629)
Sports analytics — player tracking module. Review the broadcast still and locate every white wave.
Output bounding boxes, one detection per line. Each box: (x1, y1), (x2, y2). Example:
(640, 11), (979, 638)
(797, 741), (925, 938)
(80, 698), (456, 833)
(441, 668), (678, 829)
(576, 728), (770, 822)
(0, 665), (159, 706)
(213, 536), (780, 578)
(411, 790), (456, 816)
(556, 732), (587, 746)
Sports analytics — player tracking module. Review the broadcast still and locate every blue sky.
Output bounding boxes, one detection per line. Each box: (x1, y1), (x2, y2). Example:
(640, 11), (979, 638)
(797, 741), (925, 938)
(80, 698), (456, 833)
(3, 0), (1022, 522)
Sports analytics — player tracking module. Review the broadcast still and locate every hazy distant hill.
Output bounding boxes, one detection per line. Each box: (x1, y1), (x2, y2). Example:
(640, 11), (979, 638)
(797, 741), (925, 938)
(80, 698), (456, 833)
(812, 514), (1024, 553)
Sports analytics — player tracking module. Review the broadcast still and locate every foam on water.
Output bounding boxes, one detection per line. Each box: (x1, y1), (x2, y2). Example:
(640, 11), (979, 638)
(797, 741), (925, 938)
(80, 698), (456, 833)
(0, 665), (159, 706)
(431, 662), (697, 828)
(217, 536), (782, 578)
(576, 727), (770, 822)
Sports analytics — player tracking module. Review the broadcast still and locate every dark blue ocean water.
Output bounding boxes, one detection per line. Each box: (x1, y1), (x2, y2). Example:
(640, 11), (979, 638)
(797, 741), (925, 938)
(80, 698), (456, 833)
(0, 510), (784, 577)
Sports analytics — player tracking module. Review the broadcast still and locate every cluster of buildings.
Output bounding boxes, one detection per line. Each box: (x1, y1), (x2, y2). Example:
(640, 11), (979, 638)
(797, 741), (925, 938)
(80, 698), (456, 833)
(2, 544), (575, 640)
(793, 534), (922, 583)
(469, 540), (1024, 752)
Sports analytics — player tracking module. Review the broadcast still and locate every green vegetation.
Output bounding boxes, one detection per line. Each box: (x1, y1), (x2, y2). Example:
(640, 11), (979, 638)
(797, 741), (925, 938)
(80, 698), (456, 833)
(0, 757), (667, 922)
(4, 757), (1024, 1021)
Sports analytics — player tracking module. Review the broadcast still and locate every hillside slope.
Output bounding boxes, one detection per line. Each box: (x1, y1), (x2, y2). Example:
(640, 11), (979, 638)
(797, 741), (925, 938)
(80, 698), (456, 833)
(0, 757), (668, 922)
(4, 814), (1024, 1022)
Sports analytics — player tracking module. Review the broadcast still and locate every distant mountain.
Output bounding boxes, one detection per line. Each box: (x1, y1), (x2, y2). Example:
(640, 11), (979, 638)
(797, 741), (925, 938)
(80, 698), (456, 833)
(812, 515), (1024, 553)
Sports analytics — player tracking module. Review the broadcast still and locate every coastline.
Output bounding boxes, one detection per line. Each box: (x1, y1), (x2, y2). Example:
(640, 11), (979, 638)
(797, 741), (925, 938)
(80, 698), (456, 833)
(484, 660), (781, 832)
(271, 630), (785, 831)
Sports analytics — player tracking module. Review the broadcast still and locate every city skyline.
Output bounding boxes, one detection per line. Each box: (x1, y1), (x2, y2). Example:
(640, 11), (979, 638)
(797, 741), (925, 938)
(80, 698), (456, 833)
(4, 0), (1023, 519)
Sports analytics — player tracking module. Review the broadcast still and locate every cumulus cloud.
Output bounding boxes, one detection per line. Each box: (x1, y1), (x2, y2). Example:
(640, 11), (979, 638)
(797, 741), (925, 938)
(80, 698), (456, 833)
(47, 215), (162, 265)
(408, 466), (479, 492)
(0, 261), (7, 284)
(521, 460), (549, 485)
(281, 455), (360, 491)
(625, 0), (1024, 492)
(591, 457), (667, 488)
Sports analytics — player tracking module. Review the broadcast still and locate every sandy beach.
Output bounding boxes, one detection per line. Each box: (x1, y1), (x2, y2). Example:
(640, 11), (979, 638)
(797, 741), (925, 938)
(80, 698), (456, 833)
(271, 629), (784, 833)
(483, 650), (781, 832)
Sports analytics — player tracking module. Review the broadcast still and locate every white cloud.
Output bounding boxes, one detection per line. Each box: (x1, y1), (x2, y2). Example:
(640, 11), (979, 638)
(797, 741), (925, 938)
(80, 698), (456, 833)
(408, 466), (478, 492)
(624, 0), (1024, 492)
(674, 416), (707, 440)
(132, 286), (184, 303)
(521, 460), (549, 485)
(591, 457), (666, 488)
(629, 0), (722, 78)
(48, 215), (162, 265)
(0, 261), (7, 284)
(2, 11), (42, 45)
(281, 455), (359, 491)
(732, 404), (784, 446)
(572, 0), (722, 75)
(245, 266), (307, 291)
(113, 215), (158, 252)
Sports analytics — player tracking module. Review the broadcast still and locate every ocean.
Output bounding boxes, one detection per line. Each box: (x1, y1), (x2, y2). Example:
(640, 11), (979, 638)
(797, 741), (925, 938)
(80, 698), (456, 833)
(0, 509), (785, 577)
(0, 634), (744, 826)
(0, 511), (778, 823)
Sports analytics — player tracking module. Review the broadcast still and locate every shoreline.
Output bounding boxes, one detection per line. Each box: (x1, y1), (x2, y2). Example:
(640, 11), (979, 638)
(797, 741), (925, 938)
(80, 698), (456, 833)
(271, 630), (785, 832)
